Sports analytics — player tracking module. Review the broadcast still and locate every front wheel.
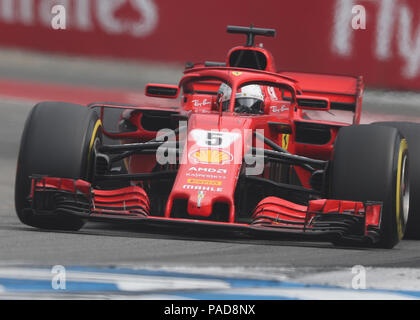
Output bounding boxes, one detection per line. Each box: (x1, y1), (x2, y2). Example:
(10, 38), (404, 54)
(15, 102), (102, 231)
(373, 122), (420, 239)
(331, 125), (409, 248)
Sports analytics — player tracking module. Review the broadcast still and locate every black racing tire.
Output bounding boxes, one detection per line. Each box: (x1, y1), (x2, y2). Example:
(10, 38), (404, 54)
(15, 102), (102, 231)
(372, 121), (420, 239)
(331, 125), (409, 248)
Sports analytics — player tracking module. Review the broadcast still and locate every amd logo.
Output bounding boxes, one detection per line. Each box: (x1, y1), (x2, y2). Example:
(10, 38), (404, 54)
(333, 0), (420, 79)
(0, 0), (159, 37)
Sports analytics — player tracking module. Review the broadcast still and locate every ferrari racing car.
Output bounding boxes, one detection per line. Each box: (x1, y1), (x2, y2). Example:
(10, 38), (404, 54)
(15, 25), (419, 248)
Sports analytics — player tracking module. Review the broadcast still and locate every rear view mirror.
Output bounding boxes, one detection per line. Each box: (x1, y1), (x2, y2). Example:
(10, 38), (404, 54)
(297, 96), (330, 111)
(145, 84), (179, 99)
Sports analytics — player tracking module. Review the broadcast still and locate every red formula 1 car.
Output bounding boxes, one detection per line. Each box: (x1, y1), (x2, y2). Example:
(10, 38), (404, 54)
(15, 26), (415, 248)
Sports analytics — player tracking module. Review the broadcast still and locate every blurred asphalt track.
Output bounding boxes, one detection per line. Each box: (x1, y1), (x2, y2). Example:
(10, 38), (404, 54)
(1, 48), (420, 279)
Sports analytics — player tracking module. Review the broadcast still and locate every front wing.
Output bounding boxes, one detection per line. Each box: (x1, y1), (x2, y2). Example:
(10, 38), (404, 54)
(27, 177), (383, 245)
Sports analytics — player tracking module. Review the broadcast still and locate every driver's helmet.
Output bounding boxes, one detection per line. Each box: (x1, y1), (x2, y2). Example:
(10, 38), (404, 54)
(218, 83), (264, 114)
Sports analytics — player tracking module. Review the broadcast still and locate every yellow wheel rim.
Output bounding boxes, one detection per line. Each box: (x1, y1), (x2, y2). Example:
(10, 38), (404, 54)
(87, 119), (102, 170)
(396, 138), (409, 240)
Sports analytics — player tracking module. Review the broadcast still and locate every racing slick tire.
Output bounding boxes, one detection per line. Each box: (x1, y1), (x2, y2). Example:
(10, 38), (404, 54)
(15, 102), (102, 231)
(331, 125), (409, 248)
(372, 121), (420, 239)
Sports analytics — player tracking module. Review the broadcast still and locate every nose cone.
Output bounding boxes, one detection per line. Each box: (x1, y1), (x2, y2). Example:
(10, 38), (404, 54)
(165, 113), (253, 222)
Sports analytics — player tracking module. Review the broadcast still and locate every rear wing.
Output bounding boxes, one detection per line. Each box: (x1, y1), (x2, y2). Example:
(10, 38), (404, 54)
(280, 72), (364, 124)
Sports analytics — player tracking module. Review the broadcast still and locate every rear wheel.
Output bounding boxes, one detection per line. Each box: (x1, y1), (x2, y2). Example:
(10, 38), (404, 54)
(15, 102), (102, 231)
(331, 125), (409, 248)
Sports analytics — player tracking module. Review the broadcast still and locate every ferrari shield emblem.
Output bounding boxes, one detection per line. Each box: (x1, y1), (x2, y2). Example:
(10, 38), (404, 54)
(281, 134), (290, 150)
